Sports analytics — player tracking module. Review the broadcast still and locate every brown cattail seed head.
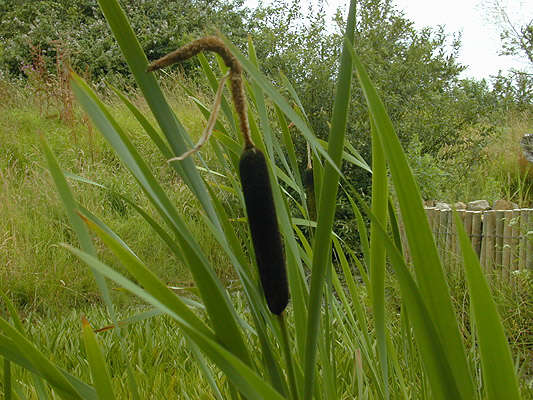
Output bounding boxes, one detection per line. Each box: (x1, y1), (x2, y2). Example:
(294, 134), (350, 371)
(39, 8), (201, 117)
(239, 146), (289, 315)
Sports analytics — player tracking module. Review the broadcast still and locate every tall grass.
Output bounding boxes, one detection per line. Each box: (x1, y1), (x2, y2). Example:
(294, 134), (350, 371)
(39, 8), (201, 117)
(0, 80), (223, 313)
(0, 0), (527, 398)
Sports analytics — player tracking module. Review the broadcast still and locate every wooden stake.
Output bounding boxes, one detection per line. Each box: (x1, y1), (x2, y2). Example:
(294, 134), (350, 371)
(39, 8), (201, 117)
(438, 210), (446, 262)
(456, 210), (467, 274)
(502, 210), (513, 280)
(444, 210), (452, 269)
(471, 212), (482, 258)
(485, 211), (496, 272)
(510, 209), (520, 272)
(480, 211), (487, 270)
(526, 208), (533, 269)
(495, 210), (504, 269)
(448, 210), (456, 272)
(519, 209), (528, 270)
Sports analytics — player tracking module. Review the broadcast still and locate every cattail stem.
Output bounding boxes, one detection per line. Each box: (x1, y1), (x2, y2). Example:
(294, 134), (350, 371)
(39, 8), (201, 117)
(167, 71), (230, 162)
(306, 142), (312, 170)
(147, 36), (254, 149)
(278, 313), (300, 400)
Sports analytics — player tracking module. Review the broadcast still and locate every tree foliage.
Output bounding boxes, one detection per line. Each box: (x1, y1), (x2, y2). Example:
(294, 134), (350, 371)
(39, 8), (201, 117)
(1, 0), (530, 206)
(482, 0), (533, 108)
(0, 0), (250, 79)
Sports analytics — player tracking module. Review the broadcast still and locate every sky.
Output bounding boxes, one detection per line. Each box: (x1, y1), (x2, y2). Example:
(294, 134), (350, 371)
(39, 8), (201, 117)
(247, 0), (533, 80)
(391, 0), (532, 79)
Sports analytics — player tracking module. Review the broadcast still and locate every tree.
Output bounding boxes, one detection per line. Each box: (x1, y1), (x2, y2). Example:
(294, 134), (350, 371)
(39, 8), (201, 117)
(484, 0), (533, 66)
(0, 0), (250, 80)
(482, 0), (533, 107)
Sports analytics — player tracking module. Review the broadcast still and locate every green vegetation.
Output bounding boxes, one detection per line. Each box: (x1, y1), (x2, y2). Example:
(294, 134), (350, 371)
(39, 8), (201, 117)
(0, 80), (225, 312)
(0, 0), (532, 399)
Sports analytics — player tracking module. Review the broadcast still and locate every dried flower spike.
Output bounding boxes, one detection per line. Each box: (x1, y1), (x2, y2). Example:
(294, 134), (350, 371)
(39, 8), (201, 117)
(148, 36), (289, 315)
(239, 146), (289, 315)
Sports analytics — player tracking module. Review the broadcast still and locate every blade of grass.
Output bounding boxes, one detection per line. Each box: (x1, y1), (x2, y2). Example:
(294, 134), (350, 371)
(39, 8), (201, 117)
(81, 317), (116, 400)
(278, 72), (311, 126)
(41, 133), (139, 395)
(64, 172), (185, 265)
(348, 42), (475, 399)
(302, 1), (357, 397)
(3, 358), (11, 400)
(0, 336), (97, 400)
(454, 212), (521, 400)
(316, 138), (372, 173)
(275, 105), (304, 191)
(67, 248), (287, 400)
(78, 216), (214, 339)
(110, 87), (174, 159)
(95, 0), (220, 228)
(344, 190), (370, 269)
(369, 120), (389, 398)
(0, 318), (83, 399)
(354, 196), (462, 400)
(39, 134), (114, 315)
(0, 290), (49, 400)
(71, 72), (252, 366)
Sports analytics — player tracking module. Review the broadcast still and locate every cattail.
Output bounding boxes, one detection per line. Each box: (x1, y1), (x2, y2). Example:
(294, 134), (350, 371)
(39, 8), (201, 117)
(303, 142), (316, 221)
(239, 145), (289, 315)
(148, 36), (289, 315)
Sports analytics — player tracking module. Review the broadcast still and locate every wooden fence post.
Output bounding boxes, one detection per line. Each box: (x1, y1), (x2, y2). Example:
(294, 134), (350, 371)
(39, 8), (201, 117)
(456, 210), (467, 273)
(444, 210), (452, 271)
(471, 211), (482, 258)
(480, 211), (487, 269)
(519, 209), (528, 270)
(408, 206), (532, 274)
(438, 210), (447, 261)
(511, 209), (520, 272)
(484, 211), (496, 272)
(502, 210), (513, 280)
(495, 210), (505, 270)
(525, 208), (533, 269)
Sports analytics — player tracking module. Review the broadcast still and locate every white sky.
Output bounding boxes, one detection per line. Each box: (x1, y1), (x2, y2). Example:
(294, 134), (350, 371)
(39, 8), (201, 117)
(247, 0), (533, 80)
(391, 0), (532, 79)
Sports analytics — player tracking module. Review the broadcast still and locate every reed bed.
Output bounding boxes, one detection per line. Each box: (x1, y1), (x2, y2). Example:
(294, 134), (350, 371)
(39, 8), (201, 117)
(0, 0), (528, 398)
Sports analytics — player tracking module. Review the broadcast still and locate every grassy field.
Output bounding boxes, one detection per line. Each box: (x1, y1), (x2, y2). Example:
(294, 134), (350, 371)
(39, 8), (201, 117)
(1, 74), (532, 398)
(0, 79), (233, 315)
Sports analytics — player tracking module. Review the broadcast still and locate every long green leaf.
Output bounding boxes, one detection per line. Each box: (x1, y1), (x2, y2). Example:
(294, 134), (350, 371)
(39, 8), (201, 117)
(78, 216), (213, 339)
(3, 358), (11, 400)
(369, 120), (389, 398)
(355, 196), (462, 400)
(110, 87), (174, 159)
(66, 248), (286, 400)
(81, 318), (116, 400)
(0, 290), (50, 400)
(348, 42), (475, 399)
(95, 0), (220, 226)
(0, 335), (97, 400)
(302, 1), (357, 398)
(70, 72), (251, 366)
(454, 212), (521, 400)
(0, 318), (82, 399)
(39, 135), (114, 314)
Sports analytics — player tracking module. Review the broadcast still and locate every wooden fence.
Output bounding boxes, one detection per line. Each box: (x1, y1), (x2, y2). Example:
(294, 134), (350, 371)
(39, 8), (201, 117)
(400, 208), (533, 277)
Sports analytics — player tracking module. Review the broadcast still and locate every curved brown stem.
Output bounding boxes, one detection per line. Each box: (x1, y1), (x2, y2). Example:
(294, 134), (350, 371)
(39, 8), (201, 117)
(147, 36), (253, 149)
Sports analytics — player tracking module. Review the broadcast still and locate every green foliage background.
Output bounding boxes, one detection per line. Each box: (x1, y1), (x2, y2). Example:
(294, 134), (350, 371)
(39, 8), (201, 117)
(1, 0), (532, 240)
